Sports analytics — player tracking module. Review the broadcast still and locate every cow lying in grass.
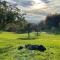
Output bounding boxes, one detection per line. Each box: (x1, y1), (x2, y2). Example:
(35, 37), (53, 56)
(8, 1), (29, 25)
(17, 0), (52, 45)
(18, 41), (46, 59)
(18, 44), (46, 52)
(25, 44), (46, 52)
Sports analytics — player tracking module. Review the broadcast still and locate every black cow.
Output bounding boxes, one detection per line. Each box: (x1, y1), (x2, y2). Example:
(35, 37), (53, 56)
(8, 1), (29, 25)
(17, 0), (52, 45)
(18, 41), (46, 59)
(25, 44), (46, 52)
(37, 45), (46, 52)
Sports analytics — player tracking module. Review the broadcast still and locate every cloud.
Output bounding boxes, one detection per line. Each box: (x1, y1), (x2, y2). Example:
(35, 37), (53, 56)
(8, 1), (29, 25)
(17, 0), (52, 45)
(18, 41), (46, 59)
(4, 0), (53, 13)
(13, 0), (48, 11)
(48, 0), (60, 13)
(4, 0), (60, 23)
(4, 0), (16, 4)
(25, 13), (46, 23)
(19, 0), (34, 7)
(4, 0), (60, 13)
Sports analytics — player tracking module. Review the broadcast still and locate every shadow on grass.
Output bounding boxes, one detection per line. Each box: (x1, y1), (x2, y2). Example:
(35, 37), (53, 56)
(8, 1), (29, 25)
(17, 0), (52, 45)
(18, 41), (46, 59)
(18, 37), (37, 40)
(0, 46), (13, 54)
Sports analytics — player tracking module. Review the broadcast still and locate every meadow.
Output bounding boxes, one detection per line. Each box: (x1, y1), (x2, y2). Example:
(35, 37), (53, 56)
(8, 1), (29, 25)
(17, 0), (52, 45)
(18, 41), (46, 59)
(0, 32), (60, 60)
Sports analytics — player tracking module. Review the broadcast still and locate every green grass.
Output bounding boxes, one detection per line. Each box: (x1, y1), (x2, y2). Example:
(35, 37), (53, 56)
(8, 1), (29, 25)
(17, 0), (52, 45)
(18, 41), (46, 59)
(0, 32), (60, 60)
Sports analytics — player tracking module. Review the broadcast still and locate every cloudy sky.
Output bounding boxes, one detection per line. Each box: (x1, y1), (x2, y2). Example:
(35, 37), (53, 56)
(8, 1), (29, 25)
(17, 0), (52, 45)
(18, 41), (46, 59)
(4, 0), (60, 23)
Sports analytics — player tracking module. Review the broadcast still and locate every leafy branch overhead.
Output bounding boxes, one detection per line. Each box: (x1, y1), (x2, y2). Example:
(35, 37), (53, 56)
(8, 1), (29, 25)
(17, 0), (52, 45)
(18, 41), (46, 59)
(0, 0), (27, 32)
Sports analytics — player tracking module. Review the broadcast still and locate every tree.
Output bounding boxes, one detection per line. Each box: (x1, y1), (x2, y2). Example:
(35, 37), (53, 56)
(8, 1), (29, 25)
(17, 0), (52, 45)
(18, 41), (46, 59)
(0, 1), (11, 29)
(0, 0), (27, 32)
(38, 20), (46, 31)
(45, 14), (60, 29)
(45, 14), (60, 33)
(27, 23), (31, 38)
(34, 24), (40, 36)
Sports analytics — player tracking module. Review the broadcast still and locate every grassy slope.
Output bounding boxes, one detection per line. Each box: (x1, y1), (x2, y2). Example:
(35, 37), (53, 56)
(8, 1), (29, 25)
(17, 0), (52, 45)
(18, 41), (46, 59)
(0, 32), (60, 60)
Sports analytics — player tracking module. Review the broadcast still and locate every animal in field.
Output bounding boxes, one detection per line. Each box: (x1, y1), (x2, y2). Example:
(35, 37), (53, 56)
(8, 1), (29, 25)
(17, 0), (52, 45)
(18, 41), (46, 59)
(25, 44), (46, 52)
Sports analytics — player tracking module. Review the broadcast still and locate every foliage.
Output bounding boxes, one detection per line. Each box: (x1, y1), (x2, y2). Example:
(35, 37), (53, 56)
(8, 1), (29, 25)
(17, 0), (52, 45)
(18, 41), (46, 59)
(45, 14), (60, 29)
(38, 14), (60, 34)
(0, 1), (28, 33)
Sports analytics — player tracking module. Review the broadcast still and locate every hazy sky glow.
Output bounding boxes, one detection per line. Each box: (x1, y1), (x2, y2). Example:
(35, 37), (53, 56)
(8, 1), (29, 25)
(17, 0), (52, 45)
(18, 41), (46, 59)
(4, 0), (60, 23)
(4, 0), (48, 11)
(4, 0), (60, 13)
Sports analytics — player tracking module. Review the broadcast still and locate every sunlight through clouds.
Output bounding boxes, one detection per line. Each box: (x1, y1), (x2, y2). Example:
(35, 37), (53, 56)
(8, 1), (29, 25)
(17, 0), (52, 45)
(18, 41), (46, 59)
(4, 0), (60, 23)
(12, 0), (48, 11)
(4, 0), (60, 13)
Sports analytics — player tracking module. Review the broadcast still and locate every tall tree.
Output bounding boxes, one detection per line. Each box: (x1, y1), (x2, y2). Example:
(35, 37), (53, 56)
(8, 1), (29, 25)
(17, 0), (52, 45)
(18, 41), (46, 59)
(45, 14), (60, 29)
(27, 23), (31, 38)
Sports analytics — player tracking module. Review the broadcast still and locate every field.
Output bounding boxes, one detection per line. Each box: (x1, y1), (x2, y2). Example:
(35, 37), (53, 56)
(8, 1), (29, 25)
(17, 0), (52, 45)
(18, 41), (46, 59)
(0, 32), (60, 60)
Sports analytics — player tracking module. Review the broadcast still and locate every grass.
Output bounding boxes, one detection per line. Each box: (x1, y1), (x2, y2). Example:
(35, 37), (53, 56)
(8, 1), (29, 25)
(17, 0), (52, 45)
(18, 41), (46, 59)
(0, 32), (60, 60)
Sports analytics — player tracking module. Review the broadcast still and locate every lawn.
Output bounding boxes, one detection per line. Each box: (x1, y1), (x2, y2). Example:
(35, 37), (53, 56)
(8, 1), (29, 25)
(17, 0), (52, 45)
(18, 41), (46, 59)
(0, 32), (60, 60)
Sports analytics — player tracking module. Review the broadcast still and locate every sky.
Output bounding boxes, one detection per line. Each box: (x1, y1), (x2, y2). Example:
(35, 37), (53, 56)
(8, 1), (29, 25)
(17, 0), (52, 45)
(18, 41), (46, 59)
(3, 0), (60, 23)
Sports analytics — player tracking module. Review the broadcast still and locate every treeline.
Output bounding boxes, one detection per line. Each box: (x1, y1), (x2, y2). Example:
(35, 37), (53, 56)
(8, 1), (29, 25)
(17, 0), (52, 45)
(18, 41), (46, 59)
(0, 1), (60, 34)
(38, 14), (60, 34)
